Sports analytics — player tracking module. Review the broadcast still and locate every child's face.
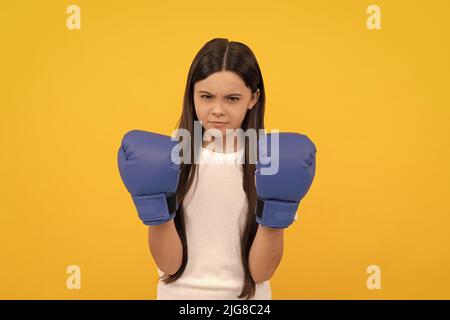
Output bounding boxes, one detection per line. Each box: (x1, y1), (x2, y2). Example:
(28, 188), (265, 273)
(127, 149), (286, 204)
(193, 71), (259, 139)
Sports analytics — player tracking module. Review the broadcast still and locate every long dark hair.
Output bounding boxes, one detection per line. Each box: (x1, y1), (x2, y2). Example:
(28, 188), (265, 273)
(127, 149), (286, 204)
(160, 38), (266, 300)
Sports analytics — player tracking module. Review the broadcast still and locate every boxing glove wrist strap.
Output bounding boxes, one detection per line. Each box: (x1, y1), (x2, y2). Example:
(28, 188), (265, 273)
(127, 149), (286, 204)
(255, 196), (299, 228)
(132, 192), (177, 226)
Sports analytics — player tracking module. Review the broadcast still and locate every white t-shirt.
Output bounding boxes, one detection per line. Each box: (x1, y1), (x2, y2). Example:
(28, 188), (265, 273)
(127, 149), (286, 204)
(156, 144), (297, 300)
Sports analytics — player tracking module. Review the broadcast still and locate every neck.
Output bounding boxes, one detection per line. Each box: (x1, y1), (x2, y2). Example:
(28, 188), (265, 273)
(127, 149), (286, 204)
(203, 136), (242, 153)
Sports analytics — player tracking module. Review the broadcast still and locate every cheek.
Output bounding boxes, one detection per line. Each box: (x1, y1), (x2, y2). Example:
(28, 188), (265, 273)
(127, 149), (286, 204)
(194, 100), (208, 121)
(229, 106), (249, 127)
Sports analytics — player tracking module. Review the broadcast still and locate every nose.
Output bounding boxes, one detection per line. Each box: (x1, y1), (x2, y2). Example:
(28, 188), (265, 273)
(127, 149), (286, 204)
(211, 103), (226, 117)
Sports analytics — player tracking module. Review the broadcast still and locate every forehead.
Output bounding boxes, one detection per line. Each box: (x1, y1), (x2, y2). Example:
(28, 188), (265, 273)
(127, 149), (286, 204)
(194, 71), (247, 94)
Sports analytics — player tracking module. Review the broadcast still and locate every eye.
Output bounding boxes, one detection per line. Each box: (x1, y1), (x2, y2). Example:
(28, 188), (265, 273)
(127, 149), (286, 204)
(201, 95), (211, 100)
(228, 97), (239, 102)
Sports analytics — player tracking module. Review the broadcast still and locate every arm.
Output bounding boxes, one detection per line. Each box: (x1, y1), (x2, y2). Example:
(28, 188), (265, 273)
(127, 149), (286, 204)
(251, 133), (316, 281)
(249, 225), (284, 283)
(148, 220), (183, 275)
(117, 130), (183, 274)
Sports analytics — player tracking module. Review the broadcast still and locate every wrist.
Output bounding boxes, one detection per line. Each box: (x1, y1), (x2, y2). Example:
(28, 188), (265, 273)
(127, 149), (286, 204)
(255, 196), (299, 228)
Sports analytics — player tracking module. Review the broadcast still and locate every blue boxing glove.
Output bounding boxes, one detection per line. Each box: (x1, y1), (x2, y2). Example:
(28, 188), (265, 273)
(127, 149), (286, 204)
(255, 132), (317, 228)
(117, 130), (181, 226)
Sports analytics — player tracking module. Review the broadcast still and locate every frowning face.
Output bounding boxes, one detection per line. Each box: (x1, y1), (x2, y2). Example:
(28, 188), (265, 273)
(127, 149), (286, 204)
(194, 70), (259, 151)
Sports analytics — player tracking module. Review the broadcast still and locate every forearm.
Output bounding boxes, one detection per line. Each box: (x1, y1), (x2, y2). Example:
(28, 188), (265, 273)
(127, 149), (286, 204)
(148, 219), (183, 275)
(249, 225), (284, 283)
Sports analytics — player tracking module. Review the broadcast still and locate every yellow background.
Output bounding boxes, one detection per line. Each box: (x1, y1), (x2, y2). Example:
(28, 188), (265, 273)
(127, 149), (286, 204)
(0, 0), (449, 299)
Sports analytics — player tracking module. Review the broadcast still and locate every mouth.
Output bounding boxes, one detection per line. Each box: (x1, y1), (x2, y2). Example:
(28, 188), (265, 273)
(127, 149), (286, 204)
(208, 121), (228, 128)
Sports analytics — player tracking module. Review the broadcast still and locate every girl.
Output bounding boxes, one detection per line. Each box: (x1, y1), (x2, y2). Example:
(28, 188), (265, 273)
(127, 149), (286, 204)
(118, 38), (315, 300)
(158, 38), (292, 300)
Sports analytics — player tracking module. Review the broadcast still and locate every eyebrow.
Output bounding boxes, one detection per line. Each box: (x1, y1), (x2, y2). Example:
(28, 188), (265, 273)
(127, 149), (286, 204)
(198, 90), (242, 96)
